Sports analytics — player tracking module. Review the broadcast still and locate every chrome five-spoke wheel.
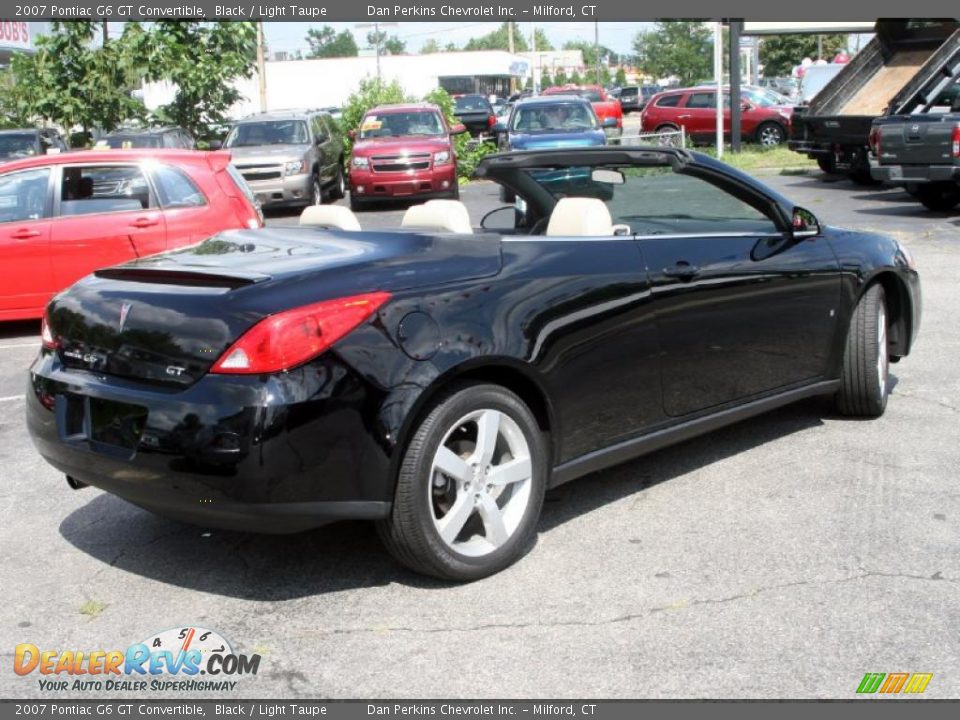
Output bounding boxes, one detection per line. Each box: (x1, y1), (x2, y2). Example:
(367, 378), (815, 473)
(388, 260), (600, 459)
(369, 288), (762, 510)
(378, 383), (547, 581)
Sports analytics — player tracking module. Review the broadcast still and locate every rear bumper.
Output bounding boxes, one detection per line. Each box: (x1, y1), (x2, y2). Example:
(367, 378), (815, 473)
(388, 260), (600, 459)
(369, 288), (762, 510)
(871, 164), (960, 184)
(26, 351), (393, 533)
(349, 165), (457, 200)
(245, 173), (313, 208)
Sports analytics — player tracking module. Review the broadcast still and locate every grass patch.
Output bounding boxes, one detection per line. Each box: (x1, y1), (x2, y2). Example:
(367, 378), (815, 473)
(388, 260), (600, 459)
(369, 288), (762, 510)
(79, 600), (107, 618)
(694, 145), (815, 172)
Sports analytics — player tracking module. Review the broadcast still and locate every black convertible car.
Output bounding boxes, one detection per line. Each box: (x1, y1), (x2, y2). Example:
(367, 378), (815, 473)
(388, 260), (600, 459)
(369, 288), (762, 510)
(27, 148), (921, 581)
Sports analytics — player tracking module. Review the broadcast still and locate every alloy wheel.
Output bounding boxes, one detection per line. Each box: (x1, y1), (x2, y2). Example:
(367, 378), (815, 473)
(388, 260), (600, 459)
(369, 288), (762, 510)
(427, 409), (533, 557)
(759, 125), (783, 147)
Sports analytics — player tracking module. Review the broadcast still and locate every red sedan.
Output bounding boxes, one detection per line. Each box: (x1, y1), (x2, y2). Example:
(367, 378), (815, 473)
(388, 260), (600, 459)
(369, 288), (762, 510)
(0, 149), (262, 321)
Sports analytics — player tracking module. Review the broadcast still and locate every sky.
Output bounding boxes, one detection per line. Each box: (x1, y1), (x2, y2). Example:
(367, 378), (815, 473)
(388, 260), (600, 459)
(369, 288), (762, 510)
(261, 21), (652, 56)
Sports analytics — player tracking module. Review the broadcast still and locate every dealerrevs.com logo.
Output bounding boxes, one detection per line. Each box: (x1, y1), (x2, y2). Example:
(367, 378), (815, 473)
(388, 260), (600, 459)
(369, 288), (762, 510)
(14, 627), (261, 693)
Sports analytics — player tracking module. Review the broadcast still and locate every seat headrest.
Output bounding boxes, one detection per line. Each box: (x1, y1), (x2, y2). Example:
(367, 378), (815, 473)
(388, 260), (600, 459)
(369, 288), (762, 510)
(299, 205), (362, 231)
(401, 199), (473, 234)
(546, 197), (615, 237)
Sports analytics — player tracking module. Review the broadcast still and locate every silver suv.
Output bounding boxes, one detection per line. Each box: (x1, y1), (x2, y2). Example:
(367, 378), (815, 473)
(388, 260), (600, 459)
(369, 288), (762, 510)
(224, 110), (346, 209)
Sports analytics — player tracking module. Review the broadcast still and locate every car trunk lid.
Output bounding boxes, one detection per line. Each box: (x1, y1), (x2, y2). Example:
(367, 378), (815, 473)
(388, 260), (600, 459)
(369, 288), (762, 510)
(47, 228), (502, 388)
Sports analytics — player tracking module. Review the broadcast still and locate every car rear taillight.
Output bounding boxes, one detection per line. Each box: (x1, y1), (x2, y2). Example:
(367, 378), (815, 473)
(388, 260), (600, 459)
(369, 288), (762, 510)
(210, 292), (391, 374)
(868, 126), (881, 156)
(488, 114), (496, 128)
(952, 123), (960, 158)
(40, 312), (58, 350)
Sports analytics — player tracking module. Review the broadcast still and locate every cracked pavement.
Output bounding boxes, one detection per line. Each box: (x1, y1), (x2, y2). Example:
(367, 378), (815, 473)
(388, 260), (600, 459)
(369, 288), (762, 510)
(1, 170), (958, 699)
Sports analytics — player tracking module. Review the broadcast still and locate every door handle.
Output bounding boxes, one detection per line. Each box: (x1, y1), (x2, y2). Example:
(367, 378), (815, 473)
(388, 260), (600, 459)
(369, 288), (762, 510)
(11, 228), (41, 240)
(678, 114), (692, 119)
(130, 217), (159, 228)
(663, 261), (701, 280)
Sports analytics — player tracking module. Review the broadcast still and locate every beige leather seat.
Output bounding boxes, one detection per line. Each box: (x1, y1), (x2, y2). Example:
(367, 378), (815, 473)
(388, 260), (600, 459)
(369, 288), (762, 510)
(401, 199), (473, 234)
(299, 205), (362, 231)
(546, 197), (618, 237)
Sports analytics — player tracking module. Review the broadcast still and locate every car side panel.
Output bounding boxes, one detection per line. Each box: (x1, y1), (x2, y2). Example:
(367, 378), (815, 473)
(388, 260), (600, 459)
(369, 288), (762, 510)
(352, 238), (664, 467)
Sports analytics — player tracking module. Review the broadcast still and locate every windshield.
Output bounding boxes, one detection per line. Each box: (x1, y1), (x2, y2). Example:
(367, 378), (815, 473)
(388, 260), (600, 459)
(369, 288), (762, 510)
(510, 102), (598, 133)
(743, 90), (779, 107)
(359, 111), (445, 139)
(225, 120), (310, 147)
(455, 96), (491, 112)
(0, 133), (38, 159)
(103, 135), (162, 149)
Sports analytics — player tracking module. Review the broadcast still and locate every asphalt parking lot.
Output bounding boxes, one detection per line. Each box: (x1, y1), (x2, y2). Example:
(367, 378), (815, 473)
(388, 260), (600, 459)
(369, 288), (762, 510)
(1, 170), (958, 699)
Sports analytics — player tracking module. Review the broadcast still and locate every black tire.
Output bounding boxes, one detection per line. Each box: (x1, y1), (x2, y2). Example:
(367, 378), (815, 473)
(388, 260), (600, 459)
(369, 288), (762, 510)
(848, 167), (882, 186)
(755, 122), (786, 147)
(329, 162), (346, 200)
(836, 284), (889, 417)
(916, 182), (960, 211)
(349, 192), (366, 212)
(816, 156), (836, 174)
(310, 175), (324, 205)
(448, 182), (460, 200)
(377, 383), (548, 581)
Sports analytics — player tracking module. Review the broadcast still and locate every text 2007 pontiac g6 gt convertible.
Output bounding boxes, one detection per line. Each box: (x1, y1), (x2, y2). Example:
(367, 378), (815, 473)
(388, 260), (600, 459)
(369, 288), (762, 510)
(27, 148), (921, 580)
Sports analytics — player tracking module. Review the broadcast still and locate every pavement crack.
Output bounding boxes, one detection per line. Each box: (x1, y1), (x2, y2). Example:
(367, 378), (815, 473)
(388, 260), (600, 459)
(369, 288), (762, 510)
(894, 390), (958, 412)
(307, 571), (958, 638)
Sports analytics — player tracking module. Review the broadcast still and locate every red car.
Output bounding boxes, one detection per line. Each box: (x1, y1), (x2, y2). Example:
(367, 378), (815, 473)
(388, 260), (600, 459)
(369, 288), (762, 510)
(542, 85), (623, 134)
(349, 103), (467, 210)
(0, 149), (262, 321)
(640, 86), (794, 146)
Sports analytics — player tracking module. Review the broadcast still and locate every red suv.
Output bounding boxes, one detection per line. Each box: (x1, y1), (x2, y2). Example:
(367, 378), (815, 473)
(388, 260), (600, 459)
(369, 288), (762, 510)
(640, 86), (793, 146)
(0, 149), (262, 321)
(349, 103), (467, 210)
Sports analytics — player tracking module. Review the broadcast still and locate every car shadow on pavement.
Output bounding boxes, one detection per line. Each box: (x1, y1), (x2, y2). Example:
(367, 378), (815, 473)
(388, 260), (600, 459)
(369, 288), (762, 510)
(0, 320), (39, 341)
(58, 399), (828, 598)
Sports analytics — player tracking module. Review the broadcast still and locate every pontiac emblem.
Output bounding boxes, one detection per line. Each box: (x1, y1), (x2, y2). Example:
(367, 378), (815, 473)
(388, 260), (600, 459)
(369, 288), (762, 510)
(119, 303), (132, 332)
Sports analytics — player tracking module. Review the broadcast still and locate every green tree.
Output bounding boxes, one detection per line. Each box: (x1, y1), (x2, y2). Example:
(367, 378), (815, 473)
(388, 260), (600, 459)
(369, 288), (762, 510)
(632, 21), (712, 86)
(0, 21), (146, 135)
(562, 40), (617, 69)
(144, 22), (257, 137)
(465, 22), (552, 52)
(444, 42), (458, 52)
(760, 34), (848, 77)
(383, 35), (406, 55)
(420, 38), (441, 54)
(540, 71), (554, 89)
(569, 70), (583, 85)
(615, 67), (627, 86)
(305, 25), (358, 58)
(554, 68), (567, 85)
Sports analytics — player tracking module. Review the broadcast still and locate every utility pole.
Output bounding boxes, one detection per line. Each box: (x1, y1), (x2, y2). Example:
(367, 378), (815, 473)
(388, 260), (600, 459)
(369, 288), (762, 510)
(531, 23), (538, 94)
(256, 21), (267, 112)
(356, 22), (398, 81)
(508, 21), (516, 94)
(594, 21), (600, 85)
(101, 21), (108, 46)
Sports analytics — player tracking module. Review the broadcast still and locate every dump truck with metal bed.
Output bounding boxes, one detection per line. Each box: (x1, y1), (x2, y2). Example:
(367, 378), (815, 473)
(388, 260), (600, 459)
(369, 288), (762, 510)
(788, 19), (960, 184)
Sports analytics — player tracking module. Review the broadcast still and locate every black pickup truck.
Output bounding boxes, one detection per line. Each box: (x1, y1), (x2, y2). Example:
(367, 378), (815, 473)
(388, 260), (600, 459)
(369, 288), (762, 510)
(789, 19), (960, 184)
(871, 110), (960, 210)
(453, 95), (495, 137)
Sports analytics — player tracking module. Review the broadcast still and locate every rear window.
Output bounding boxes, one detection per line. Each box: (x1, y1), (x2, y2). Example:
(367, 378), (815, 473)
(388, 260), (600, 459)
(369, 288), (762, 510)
(103, 135), (162, 149)
(620, 87), (638, 98)
(455, 96), (492, 112)
(152, 165), (206, 208)
(576, 90), (603, 102)
(655, 94), (681, 108)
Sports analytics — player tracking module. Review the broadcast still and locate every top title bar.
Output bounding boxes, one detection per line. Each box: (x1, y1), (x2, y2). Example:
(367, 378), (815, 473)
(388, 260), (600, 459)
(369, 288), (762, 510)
(0, 0), (957, 21)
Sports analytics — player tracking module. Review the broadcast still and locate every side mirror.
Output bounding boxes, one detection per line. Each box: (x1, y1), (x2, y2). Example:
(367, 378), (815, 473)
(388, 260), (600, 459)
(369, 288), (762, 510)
(450, 123), (468, 135)
(791, 206), (820, 239)
(207, 139), (223, 150)
(602, 117), (618, 129)
(315, 134), (327, 145)
(348, 129), (357, 141)
(491, 121), (507, 134)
